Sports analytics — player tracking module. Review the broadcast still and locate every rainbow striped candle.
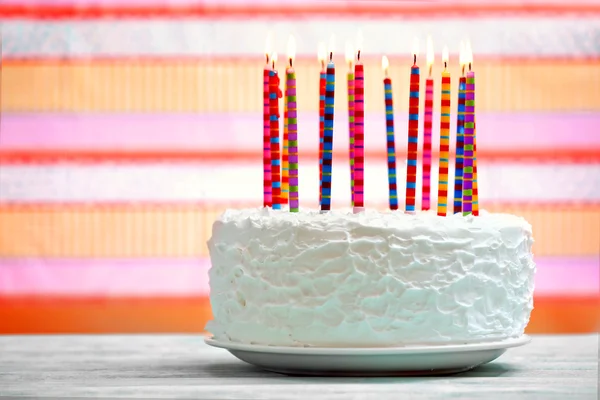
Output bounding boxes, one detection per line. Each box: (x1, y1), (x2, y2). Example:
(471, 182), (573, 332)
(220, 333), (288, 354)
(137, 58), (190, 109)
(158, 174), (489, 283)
(382, 56), (398, 210)
(318, 43), (326, 205)
(320, 53), (335, 212)
(263, 58), (272, 208)
(437, 47), (451, 216)
(282, 70), (290, 205)
(269, 55), (282, 210)
(422, 37), (434, 211)
(406, 43), (420, 213)
(287, 37), (299, 213)
(346, 44), (355, 207)
(453, 75), (466, 214)
(353, 52), (365, 211)
(463, 68), (475, 215)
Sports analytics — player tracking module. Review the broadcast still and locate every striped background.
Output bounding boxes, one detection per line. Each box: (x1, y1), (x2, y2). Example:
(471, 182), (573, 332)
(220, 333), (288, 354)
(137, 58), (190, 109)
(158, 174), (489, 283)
(1, 0), (599, 333)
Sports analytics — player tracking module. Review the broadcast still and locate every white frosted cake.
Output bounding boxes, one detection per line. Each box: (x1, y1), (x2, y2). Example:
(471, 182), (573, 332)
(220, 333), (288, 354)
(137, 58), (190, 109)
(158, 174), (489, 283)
(206, 208), (535, 347)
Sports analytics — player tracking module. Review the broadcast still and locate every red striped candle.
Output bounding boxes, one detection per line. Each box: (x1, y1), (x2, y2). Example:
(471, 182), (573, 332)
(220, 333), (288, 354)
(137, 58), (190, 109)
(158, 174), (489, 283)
(437, 47), (451, 216)
(318, 43), (326, 205)
(353, 50), (365, 211)
(406, 41), (420, 213)
(422, 37), (434, 210)
(269, 54), (282, 210)
(263, 56), (272, 208)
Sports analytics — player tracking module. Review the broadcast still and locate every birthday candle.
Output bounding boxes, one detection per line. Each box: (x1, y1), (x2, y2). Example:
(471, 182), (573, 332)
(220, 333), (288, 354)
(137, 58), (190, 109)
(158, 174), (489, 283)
(463, 43), (475, 216)
(353, 48), (365, 211)
(269, 53), (282, 210)
(473, 120), (479, 216)
(406, 39), (420, 213)
(346, 42), (355, 207)
(453, 42), (466, 214)
(263, 39), (272, 208)
(287, 36), (299, 213)
(437, 46), (451, 217)
(382, 56), (398, 210)
(318, 43), (326, 205)
(422, 36), (434, 211)
(282, 67), (290, 205)
(320, 50), (335, 212)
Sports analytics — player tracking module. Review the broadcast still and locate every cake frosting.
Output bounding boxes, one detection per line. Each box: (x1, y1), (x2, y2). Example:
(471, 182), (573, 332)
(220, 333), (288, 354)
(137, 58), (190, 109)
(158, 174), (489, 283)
(206, 208), (535, 347)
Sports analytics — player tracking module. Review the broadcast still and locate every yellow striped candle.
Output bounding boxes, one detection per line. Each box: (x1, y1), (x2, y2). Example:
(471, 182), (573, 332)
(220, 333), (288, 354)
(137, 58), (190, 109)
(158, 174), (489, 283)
(437, 47), (451, 216)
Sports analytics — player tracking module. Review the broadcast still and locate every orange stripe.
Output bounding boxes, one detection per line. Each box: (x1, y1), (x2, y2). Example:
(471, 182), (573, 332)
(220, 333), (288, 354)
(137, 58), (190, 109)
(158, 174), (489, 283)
(0, 295), (597, 334)
(1, 3), (599, 19)
(1, 149), (599, 164)
(4, 59), (600, 112)
(0, 203), (598, 257)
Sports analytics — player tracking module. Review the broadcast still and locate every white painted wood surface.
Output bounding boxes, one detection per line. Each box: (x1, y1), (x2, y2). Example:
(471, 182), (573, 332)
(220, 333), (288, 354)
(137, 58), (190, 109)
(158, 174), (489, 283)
(0, 335), (598, 399)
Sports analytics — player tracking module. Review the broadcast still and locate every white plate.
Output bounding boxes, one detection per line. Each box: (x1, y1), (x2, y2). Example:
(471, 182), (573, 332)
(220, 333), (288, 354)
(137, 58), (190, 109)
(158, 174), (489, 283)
(205, 335), (531, 376)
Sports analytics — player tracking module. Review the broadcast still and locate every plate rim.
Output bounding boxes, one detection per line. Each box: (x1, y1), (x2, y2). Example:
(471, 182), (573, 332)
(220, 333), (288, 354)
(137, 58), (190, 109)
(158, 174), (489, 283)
(205, 334), (531, 356)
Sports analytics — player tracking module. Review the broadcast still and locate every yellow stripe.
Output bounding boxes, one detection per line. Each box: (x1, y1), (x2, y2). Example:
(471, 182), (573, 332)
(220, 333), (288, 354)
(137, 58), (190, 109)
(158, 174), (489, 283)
(0, 203), (597, 257)
(3, 59), (600, 112)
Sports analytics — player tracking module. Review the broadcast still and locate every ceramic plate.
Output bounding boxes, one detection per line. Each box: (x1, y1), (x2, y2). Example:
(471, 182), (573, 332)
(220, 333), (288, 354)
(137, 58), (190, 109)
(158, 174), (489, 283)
(205, 335), (531, 376)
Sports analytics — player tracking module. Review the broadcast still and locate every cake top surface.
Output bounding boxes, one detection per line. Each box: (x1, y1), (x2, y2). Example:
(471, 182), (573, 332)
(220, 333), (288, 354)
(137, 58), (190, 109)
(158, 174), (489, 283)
(217, 208), (532, 234)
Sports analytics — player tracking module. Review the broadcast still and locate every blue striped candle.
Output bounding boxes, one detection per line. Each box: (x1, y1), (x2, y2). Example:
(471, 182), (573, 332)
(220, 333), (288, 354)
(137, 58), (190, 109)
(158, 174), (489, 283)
(453, 76), (466, 214)
(383, 60), (398, 210)
(320, 55), (335, 212)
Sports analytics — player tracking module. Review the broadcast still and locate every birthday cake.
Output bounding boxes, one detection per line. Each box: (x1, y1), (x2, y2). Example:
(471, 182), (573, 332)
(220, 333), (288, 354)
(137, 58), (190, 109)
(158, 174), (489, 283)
(206, 208), (535, 347)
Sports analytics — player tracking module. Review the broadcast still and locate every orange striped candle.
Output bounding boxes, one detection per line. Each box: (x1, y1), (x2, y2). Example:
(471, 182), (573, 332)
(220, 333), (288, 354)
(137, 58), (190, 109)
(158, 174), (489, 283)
(437, 47), (451, 216)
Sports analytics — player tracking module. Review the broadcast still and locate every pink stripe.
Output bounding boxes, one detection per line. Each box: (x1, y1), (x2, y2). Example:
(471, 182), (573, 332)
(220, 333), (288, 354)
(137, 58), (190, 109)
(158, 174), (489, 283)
(2, 113), (599, 152)
(0, 257), (596, 296)
(0, 258), (210, 296)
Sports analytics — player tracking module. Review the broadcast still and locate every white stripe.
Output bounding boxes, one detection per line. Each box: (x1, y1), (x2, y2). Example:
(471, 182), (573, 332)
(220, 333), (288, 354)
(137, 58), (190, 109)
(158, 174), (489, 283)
(3, 17), (600, 58)
(1, 163), (599, 203)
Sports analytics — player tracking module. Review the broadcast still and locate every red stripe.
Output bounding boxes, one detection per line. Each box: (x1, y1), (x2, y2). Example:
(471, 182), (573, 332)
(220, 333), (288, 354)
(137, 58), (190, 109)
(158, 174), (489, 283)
(0, 149), (599, 164)
(2, 3), (599, 20)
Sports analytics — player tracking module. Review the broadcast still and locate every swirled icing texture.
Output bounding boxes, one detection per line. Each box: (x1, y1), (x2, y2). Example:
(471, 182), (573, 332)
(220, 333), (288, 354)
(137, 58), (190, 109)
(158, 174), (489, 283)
(206, 208), (535, 347)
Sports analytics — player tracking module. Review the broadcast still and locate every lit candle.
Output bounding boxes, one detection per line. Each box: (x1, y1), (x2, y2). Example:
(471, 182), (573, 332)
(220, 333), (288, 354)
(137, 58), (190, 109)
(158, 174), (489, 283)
(422, 36), (434, 211)
(437, 46), (451, 217)
(353, 45), (365, 212)
(473, 120), (479, 216)
(282, 43), (291, 206)
(345, 42), (355, 207)
(286, 36), (299, 213)
(318, 42), (326, 205)
(269, 52), (282, 210)
(463, 42), (476, 216)
(263, 34), (272, 207)
(382, 56), (398, 210)
(320, 40), (336, 212)
(453, 41), (466, 214)
(405, 38), (420, 214)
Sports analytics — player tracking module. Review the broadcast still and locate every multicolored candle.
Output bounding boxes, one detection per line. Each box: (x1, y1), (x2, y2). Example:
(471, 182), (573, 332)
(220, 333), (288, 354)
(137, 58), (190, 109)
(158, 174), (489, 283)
(320, 50), (336, 212)
(286, 36), (299, 212)
(353, 48), (365, 212)
(473, 120), (479, 216)
(463, 43), (475, 215)
(437, 46), (451, 217)
(406, 39), (420, 213)
(263, 37), (272, 208)
(269, 53), (282, 210)
(422, 37), (434, 211)
(382, 56), (398, 210)
(318, 42), (326, 205)
(453, 42), (466, 214)
(345, 42), (355, 207)
(282, 67), (290, 206)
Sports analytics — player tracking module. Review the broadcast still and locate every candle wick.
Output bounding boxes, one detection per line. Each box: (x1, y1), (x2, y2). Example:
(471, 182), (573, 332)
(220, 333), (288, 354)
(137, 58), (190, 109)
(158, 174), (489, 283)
(469, 62), (472, 71)
(289, 58), (293, 68)
(444, 61), (447, 70)
(357, 50), (361, 61)
(272, 60), (275, 69)
(329, 52), (333, 61)
(462, 65), (465, 76)
(413, 54), (416, 65)
(428, 65), (432, 77)
(321, 60), (325, 71)
(266, 54), (269, 65)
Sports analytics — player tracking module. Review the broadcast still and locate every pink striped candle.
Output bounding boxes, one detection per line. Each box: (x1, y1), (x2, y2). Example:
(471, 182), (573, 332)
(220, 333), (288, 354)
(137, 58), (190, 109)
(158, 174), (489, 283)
(422, 76), (434, 210)
(353, 51), (365, 211)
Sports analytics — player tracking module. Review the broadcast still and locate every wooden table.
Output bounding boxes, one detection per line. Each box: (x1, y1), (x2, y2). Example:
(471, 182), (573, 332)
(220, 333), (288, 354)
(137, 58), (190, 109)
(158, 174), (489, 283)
(0, 334), (597, 399)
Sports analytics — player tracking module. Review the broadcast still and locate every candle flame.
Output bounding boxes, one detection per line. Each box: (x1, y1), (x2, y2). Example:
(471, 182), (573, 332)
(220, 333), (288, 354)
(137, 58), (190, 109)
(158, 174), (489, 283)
(382, 55), (389, 76)
(426, 36), (434, 67)
(264, 32), (272, 59)
(318, 42), (326, 64)
(345, 41), (354, 66)
(465, 40), (473, 69)
(412, 37), (419, 58)
(271, 52), (278, 65)
(459, 41), (466, 69)
(287, 35), (296, 63)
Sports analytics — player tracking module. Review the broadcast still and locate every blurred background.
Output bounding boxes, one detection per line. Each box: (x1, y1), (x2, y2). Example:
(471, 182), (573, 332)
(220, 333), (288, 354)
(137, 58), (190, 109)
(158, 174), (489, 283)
(0, 0), (598, 334)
